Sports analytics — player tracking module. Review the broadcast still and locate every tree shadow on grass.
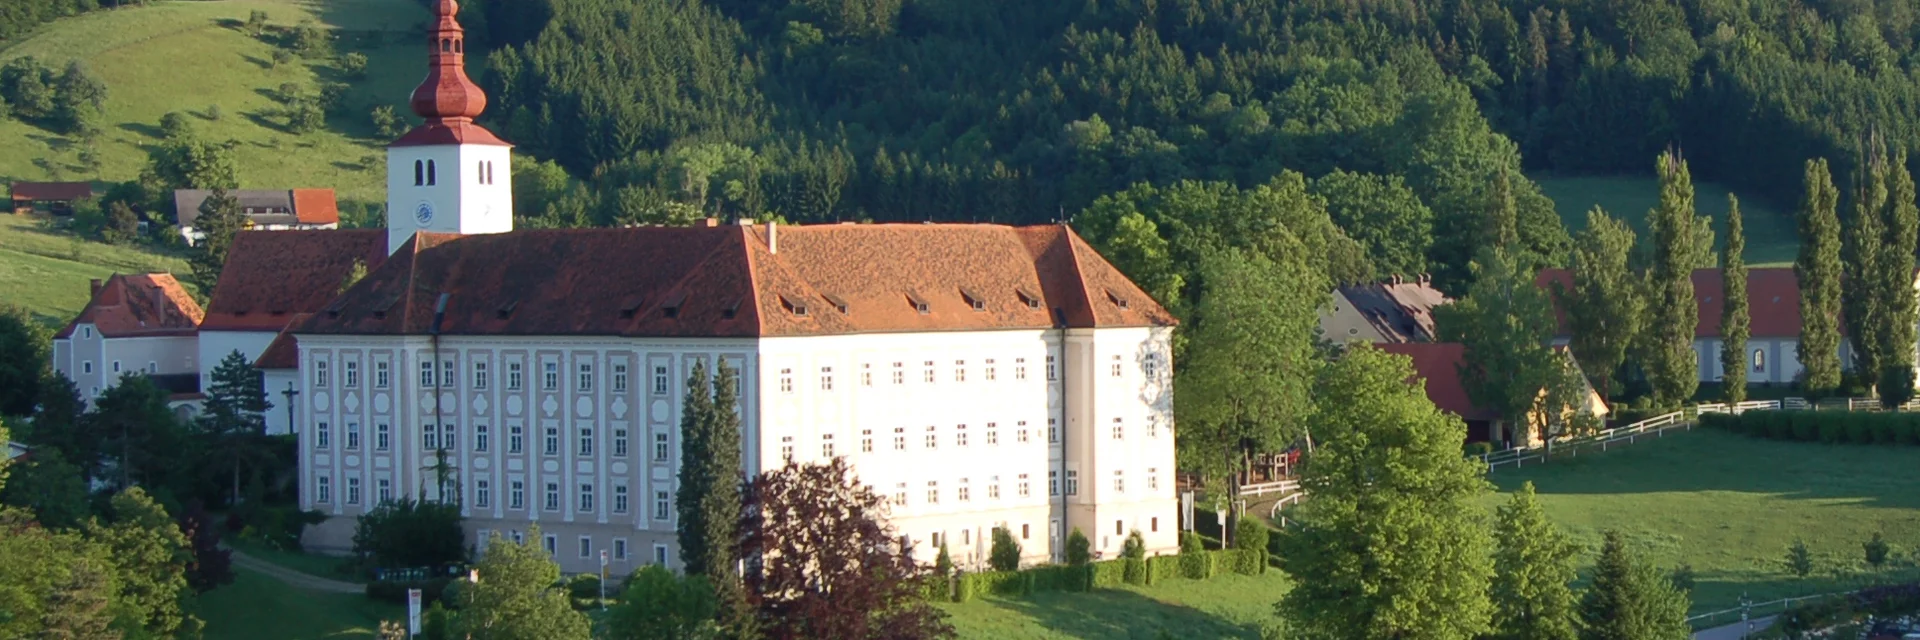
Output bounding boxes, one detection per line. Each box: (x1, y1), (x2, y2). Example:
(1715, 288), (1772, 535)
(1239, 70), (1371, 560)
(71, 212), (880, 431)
(973, 588), (1265, 639)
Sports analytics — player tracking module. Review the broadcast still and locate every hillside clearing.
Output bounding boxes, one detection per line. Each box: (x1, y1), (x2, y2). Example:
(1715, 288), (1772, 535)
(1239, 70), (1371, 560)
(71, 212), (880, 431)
(0, 214), (189, 324)
(1535, 174), (1800, 267)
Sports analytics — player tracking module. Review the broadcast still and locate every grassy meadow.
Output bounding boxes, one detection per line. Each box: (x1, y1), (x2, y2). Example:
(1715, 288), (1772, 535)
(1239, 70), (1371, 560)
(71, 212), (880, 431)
(941, 570), (1291, 639)
(1534, 174), (1800, 267)
(0, 214), (189, 324)
(193, 566), (398, 640)
(0, 0), (434, 205)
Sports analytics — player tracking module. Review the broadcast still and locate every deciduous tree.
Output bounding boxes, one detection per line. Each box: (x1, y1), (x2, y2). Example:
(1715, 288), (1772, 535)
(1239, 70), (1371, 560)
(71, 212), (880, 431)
(88, 487), (194, 637)
(990, 527), (1021, 571)
(1876, 151), (1919, 406)
(1797, 158), (1845, 395)
(739, 458), (955, 640)
(1643, 151), (1711, 407)
(1490, 482), (1580, 640)
(607, 565), (718, 640)
(177, 502), (233, 593)
(1438, 246), (1588, 445)
(1843, 141), (1888, 380)
(350, 497), (465, 570)
(454, 526), (592, 640)
(1276, 346), (1495, 640)
(1720, 195), (1750, 404)
(0, 449), (89, 529)
(0, 304), (50, 417)
(1561, 208), (1642, 400)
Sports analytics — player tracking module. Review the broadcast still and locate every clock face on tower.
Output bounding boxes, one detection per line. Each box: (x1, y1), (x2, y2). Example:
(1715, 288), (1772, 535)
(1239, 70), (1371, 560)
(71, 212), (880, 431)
(414, 201), (435, 227)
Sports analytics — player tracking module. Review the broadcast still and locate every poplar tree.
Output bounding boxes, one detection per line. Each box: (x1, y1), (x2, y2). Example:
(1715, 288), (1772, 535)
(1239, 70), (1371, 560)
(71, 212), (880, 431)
(1277, 346), (1494, 640)
(1797, 159), (1845, 395)
(1490, 482), (1580, 640)
(1579, 531), (1691, 640)
(1643, 152), (1709, 407)
(1562, 208), (1642, 399)
(675, 360), (741, 580)
(1720, 195), (1751, 404)
(1878, 150), (1920, 406)
(1843, 141), (1888, 379)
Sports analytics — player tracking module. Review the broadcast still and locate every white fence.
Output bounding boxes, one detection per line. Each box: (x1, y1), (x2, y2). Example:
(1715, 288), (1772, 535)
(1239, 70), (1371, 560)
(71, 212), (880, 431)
(1476, 399), (1786, 471)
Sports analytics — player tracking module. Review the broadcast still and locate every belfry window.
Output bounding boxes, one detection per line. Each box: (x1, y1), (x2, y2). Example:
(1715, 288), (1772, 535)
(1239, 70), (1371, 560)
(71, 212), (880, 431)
(414, 160), (424, 186)
(426, 160), (437, 186)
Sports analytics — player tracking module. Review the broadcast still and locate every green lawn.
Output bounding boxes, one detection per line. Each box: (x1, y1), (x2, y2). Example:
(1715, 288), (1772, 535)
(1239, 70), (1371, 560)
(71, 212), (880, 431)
(939, 571), (1290, 639)
(1487, 428), (1920, 616)
(1534, 174), (1799, 267)
(0, 0), (433, 205)
(228, 537), (364, 584)
(194, 566), (398, 640)
(0, 214), (189, 325)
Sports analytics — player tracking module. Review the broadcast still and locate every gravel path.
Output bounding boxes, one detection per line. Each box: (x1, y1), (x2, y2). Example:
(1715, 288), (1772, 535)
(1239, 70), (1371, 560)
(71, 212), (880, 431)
(229, 549), (363, 594)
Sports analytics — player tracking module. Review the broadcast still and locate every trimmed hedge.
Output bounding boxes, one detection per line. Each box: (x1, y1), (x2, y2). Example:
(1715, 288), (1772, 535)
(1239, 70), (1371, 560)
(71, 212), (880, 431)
(366, 577), (454, 605)
(1146, 555), (1181, 585)
(1702, 411), (1920, 446)
(956, 570), (1029, 602)
(1179, 550), (1213, 580)
(1090, 559), (1128, 588)
(1216, 549), (1265, 576)
(936, 550), (1261, 602)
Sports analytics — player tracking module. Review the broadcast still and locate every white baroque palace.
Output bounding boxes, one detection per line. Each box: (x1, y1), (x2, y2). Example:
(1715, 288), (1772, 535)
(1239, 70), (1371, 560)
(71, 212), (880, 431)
(248, 0), (1183, 575)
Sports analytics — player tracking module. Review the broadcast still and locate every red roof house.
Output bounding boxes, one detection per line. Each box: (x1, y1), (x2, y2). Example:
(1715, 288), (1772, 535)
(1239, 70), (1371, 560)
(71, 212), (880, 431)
(55, 273), (204, 339)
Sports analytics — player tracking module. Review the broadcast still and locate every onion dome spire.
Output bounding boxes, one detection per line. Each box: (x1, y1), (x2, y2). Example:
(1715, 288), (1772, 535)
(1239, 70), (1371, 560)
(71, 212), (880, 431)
(408, 0), (487, 123)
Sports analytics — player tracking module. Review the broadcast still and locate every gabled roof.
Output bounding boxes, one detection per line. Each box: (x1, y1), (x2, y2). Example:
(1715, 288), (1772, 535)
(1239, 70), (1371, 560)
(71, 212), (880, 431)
(298, 223), (1174, 338)
(175, 189), (340, 228)
(201, 229), (388, 332)
(1538, 267), (1814, 338)
(1374, 342), (1498, 421)
(1327, 279), (1450, 343)
(291, 189), (340, 224)
(55, 273), (204, 339)
(254, 315), (310, 370)
(11, 181), (92, 201)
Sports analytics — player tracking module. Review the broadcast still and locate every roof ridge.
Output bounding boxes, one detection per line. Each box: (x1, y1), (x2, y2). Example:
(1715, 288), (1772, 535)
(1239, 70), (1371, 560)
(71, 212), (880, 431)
(1056, 225), (1098, 327)
(622, 227), (741, 334)
(739, 225), (765, 336)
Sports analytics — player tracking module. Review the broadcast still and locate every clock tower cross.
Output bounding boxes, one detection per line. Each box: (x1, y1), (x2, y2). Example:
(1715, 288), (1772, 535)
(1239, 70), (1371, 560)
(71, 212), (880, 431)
(385, 0), (513, 254)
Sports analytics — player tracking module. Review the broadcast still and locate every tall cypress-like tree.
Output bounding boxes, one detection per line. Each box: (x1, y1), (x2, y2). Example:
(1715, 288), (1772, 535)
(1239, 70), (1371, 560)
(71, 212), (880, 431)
(1843, 141), (1888, 380)
(1643, 151), (1709, 407)
(674, 360), (724, 578)
(1490, 482), (1580, 640)
(198, 350), (273, 505)
(1579, 531), (1691, 640)
(1797, 158), (1845, 395)
(1878, 151), (1920, 406)
(1720, 195), (1751, 404)
(188, 187), (246, 296)
(1561, 208), (1642, 399)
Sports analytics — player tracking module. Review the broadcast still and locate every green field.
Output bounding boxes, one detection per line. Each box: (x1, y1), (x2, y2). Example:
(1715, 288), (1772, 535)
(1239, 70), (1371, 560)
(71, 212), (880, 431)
(1488, 428), (1920, 616)
(194, 566), (397, 640)
(0, 0), (433, 205)
(0, 214), (188, 324)
(941, 571), (1290, 639)
(1535, 174), (1800, 267)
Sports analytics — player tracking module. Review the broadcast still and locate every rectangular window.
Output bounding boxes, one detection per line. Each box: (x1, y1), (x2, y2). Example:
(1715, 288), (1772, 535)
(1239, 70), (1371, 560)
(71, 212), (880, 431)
(544, 427), (559, 456)
(441, 360), (455, 387)
(1113, 470), (1124, 493)
(543, 361), (559, 390)
(1112, 355), (1123, 378)
(862, 364), (873, 387)
(923, 361), (935, 383)
(543, 535), (557, 557)
(956, 425), (968, 447)
(1015, 357), (1027, 380)
(614, 539), (628, 560)
(509, 425), (524, 453)
(507, 362), (523, 390)
(423, 424), (439, 451)
(579, 427), (594, 456)
(510, 481), (525, 510)
(612, 363), (628, 393)
(376, 423), (390, 451)
(652, 366), (668, 395)
(578, 363), (594, 392)
(987, 425), (999, 446)
(112, 361), (120, 373)
(958, 479), (971, 502)
(475, 425), (489, 452)
(1046, 355), (1057, 381)
(473, 361), (489, 390)
(1024, 523), (1033, 540)
(780, 436), (794, 462)
(861, 430), (873, 453)
(375, 361), (390, 388)
(580, 537), (592, 559)
(345, 422), (361, 450)
(924, 427), (937, 450)
(653, 433), (669, 462)
(419, 361), (434, 388)
(377, 478), (392, 504)
(613, 429), (628, 457)
(989, 476), (1001, 499)
(579, 484), (595, 512)
(475, 479), (491, 508)
(1145, 354), (1160, 381)
(654, 544), (669, 566)
(344, 361), (359, 388)
(316, 422), (331, 449)
(1018, 425), (1030, 444)
(1020, 473), (1032, 498)
(316, 476), (331, 503)
(346, 478), (361, 505)
(820, 366), (834, 391)
(893, 428), (906, 451)
(821, 434), (835, 459)
(1048, 419), (1059, 444)
(1048, 471), (1058, 496)
(1148, 468), (1159, 491)
(614, 485), (629, 514)
(893, 483), (908, 506)
(892, 362), (904, 385)
(314, 360), (330, 387)
(779, 368), (793, 393)
(654, 491), (671, 520)
(1148, 417), (1159, 438)
(1112, 418), (1123, 440)
(954, 360), (966, 383)
(1066, 470), (1078, 496)
(1152, 517), (1159, 533)
(545, 482), (560, 511)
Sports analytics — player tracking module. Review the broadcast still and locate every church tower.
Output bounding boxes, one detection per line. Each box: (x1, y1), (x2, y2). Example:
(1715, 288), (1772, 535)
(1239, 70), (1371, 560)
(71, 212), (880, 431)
(386, 0), (512, 254)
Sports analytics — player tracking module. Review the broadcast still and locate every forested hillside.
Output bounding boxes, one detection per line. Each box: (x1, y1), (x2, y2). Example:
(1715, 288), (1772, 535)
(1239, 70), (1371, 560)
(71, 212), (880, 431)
(457, 0), (1920, 290)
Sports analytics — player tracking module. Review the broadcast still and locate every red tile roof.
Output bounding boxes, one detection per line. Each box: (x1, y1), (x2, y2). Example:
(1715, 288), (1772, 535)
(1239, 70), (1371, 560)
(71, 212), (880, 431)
(201, 229), (388, 332)
(389, 122), (509, 147)
(11, 181), (93, 202)
(298, 223), (1174, 338)
(55, 273), (204, 339)
(253, 316), (309, 369)
(291, 189), (339, 225)
(1538, 267), (1819, 338)
(1373, 342), (1498, 421)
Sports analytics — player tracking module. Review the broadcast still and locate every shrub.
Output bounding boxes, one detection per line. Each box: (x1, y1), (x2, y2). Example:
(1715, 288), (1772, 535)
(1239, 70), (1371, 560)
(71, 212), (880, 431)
(1179, 549), (1213, 580)
(1787, 539), (1815, 578)
(1026, 564), (1085, 592)
(915, 575), (951, 601)
(1866, 533), (1891, 568)
(366, 577), (454, 605)
(1122, 557), (1146, 585)
(1180, 531), (1204, 553)
(1146, 555), (1181, 585)
(1464, 441), (1493, 456)
(989, 527), (1021, 571)
(956, 570), (1027, 602)
(1090, 559), (1128, 588)
(934, 541), (953, 577)
(1233, 517), (1270, 553)
(1215, 550), (1264, 576)
(567, 573), (601, 601)
(1066, 528), (1091, 566)
(1122, 530), (1146, 560)
(351, 497), (465, 571)
(1817, 414), (1848, 443)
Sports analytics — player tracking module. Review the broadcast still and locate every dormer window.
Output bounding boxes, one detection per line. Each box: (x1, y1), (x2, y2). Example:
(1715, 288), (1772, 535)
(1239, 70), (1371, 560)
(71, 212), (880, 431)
(722, 299), (742, 320)
(960, 288), (985, 312)
(496, 300), (518, 320)
(906, 292), (930, 315)
(1017, 289), (1043, 310)
(619, 298), (645, 320)
(823, 294), (849, 314)
(661, 293), (685, 319)
(1106, 290), (1130, 310)
(780, 295), (808, 317)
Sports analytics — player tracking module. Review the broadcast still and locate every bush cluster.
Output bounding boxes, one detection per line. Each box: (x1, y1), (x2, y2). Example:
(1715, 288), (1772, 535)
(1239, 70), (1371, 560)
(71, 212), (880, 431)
(365, 577), (455, 606)
(1701, 411), (1920, 445)
(938, 548), (1263, 602)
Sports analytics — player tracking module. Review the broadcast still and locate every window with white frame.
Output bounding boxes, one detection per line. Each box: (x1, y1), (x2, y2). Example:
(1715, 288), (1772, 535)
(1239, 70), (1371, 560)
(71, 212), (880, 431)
(542, 361), (559, 390)
(441, 360), (455, 387)
(346, 422), (361, 450)
(955, 425), (969, 447)
(577, 363), (594, 392)
(821, 434), (835, 458)
(1066, 470), (1078, 496)
(613, 428), (628, 457)
(1145, 353), (1160, 381)
(923, 361), (935, 383)
(652, 366), (668, 395)
(892, 362), (904, 385)
(614, 485), (628, 513)
(1046, 355), (1057, 381)
(344, 361), (359, 388)
(578, 427), (594, 456)
(316, 422), (330, 448)
(1018, 423), (1030, 444)
(578, 483), (595, 512)
(862, 363), (873, 387)
(376, 423), (390, 451)
(1112, 418), (1123, 440)
(1111, 355), (1123, 377)
(544, 427), (559, 456)
(316, 476), (331, 503)
(985, 358), (998, 381)
(579, 537), (592, 558)
(954, 360), (966, 382)
(475, 424), (489, 452)
(82, 362), (92, 374)
(375, 360), (390, 388)
(473, 361), (489, 390)
(820, 366), (833, 391)
(147, 361), (156, 374)
(653, 432), (669, 461)
(507, 362), (523, 390)
(1048, 470), (1058, 496)
(861, 430), (873, 453)
(989, 476), (1001, 499)
(614, 539), (628, 560)
(612, 363), (628, 393)
(653, 544), (669, 565)
(653, 491), (671, 520)
(893, 428), (906, 451)
(1020, 473), (1032, 498)
(779, 436), (794, 462)
(423, 424), (439, 451)
(475, 479), (491, 508)
(924, 426), (937, 450)
(510, 481), (525, 509)
(1148, 468), (1159, 491)
(509, 425), (524, 453)
(958, 478), (971, 502)
(544, 482), (560, 511)
(419, 361), (434, 387)
(314, 360), (330, 387)
(1113, 469), (1124, 493)
(1148, 417), (1159, 438)
(987, 424), (999, 445)
(377, 478), (392, 503)
(543, 535), (557, 556)
(346, 477), (361, 504)
(779, 368), (793, 393)
(1015, 357), (1027, 380)
(112, 361), (120, 374)
(1048, 418), (1059, 443)
(893, 483), (907, 506)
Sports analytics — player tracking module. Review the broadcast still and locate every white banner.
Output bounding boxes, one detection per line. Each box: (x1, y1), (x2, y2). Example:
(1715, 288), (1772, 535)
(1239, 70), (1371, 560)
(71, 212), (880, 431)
(407, 588), (422, 635)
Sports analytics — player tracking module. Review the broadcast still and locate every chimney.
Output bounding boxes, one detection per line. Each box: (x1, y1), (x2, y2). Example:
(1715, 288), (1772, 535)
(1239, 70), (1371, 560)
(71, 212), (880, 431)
(767, 220), (778, 254)
(1390, 274), (1403, 285)
(704, 218), (719, 228)
(90, 278), (103, 297)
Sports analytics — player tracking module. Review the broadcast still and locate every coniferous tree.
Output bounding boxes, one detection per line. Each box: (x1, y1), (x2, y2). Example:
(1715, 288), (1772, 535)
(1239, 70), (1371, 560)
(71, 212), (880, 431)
(1797, 159), (1845, 396)
(1877, 151), (1920, 406)
(673, 360), (752, 636)
(199, 350), (274, 505)
(1720, 195), (1750, 404)
(673, 360), (718, 575)
(1579, 531), (1690, 640)
(1643, 151), (1709, 407)
(989, 527), (1021, 571)
(189, 187), (247, 295)
(1490, 482), (1580, 640)
(1562, 208), (1642, 400)
(0, 304), (50, 417)
(1843, 141), (1888, 380)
